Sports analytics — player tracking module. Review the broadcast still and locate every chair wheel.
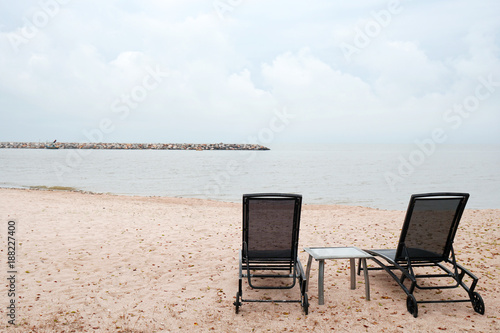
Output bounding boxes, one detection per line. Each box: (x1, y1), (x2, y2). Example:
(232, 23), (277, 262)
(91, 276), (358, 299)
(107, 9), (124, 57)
(406, 295), (418, 318)
(234, 292), (241, 314)
(302, 293), (309, 315)
(470, 292), (485, 315)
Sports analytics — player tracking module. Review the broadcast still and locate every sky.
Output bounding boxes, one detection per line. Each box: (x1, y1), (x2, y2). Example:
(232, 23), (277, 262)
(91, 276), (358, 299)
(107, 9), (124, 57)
(0, 0), (499, 145)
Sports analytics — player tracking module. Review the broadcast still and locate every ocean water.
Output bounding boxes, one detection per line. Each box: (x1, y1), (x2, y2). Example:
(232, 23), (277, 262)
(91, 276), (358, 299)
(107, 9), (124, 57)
(0, 144), (499, 210)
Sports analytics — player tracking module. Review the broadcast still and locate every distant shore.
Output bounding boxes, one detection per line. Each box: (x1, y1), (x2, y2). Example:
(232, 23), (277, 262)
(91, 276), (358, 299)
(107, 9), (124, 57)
(0, 141), (270, 150)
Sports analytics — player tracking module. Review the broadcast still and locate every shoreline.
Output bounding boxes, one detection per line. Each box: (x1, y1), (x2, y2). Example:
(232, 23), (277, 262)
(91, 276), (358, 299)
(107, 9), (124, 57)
(0, 188), (498, 331)
(3, 187), (500, 212)
(0, 187), (379, 210)
(0, 142), (270, 151)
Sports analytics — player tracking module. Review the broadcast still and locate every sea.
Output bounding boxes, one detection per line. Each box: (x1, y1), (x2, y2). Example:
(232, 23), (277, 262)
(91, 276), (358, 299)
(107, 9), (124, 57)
(1, 144), (499, 210)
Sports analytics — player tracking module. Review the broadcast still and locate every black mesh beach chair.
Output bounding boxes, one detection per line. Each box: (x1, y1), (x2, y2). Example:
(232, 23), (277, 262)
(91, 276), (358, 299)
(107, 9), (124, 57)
(362, 193), (485, 317)
(234, 193), (309, 314)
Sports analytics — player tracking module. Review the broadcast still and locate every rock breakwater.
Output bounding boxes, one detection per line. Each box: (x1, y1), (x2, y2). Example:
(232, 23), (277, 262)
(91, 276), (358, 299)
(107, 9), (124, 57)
(0, 142), (270, 151)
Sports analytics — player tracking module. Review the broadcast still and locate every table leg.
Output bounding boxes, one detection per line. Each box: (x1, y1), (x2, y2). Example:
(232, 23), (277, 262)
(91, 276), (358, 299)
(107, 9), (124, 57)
(362, 258), (370, 301)
(318, 259), (325, 305)
(350, 258), (356, 290)
(305, 255), (313, 292)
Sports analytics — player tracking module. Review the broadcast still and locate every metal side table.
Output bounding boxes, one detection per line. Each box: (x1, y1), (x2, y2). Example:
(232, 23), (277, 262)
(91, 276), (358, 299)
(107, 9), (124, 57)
(304, 246), (372, 305)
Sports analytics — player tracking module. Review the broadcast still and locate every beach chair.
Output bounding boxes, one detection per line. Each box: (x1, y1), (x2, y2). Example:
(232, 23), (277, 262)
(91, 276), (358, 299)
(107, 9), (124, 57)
(234, 193), (309, 314)
(362, 192), (485, 317)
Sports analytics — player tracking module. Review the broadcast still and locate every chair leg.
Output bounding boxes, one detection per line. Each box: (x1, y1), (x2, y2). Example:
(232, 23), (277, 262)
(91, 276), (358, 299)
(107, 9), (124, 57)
(235, 251), (243, 313)
(234, 277), (242, 313)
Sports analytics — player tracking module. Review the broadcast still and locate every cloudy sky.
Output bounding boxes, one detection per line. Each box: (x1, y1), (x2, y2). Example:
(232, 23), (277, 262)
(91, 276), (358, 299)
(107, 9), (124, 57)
(1, 0), (499, 144)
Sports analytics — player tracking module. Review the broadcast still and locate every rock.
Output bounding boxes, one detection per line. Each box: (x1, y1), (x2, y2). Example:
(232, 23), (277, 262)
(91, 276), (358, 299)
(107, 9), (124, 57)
(0, 142), (270, 151)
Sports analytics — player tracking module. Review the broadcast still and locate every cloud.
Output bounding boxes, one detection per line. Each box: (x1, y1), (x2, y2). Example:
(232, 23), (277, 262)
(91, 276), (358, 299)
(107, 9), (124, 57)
(0, 0), (499, 143)
(262, 48), (379, 117)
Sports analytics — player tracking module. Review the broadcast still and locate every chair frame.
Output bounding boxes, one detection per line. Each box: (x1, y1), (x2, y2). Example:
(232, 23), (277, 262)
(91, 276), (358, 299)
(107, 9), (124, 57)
(362, 192), (485, 317)
(234, 193), (309, 314)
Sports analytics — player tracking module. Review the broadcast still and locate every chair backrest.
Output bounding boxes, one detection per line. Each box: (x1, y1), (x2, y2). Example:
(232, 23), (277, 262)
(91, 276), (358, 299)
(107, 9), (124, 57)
(242, 193), (302, 260)
(395, 192), (469, 262)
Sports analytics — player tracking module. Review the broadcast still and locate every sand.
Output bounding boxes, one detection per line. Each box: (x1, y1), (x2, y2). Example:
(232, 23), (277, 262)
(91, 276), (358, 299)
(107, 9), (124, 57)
(0, 188), (498, 332)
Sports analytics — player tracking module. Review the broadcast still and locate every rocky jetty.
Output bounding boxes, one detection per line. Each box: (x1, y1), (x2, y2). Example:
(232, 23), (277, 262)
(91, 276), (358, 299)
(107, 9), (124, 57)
(0, 142), (270, 151)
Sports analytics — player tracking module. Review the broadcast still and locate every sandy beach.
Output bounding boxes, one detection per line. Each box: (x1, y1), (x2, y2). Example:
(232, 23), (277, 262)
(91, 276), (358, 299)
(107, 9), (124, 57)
(1, 188), (498, 332)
